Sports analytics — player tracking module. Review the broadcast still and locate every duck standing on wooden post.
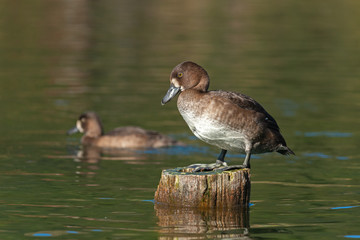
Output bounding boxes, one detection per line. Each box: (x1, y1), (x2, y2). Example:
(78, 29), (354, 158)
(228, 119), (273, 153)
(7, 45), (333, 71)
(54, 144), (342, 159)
(161, 61), (294, 171)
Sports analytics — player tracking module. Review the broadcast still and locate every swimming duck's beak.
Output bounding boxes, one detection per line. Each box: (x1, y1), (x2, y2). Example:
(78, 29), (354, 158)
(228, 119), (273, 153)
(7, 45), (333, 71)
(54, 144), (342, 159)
(161, 83), (181, 105)
(67, 120), (84, 135)
(67, 126), (79, 135)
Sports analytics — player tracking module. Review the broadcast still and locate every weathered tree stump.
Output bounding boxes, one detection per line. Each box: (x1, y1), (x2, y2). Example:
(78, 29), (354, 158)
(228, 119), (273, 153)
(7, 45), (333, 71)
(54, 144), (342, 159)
(154, 166), (251, 209)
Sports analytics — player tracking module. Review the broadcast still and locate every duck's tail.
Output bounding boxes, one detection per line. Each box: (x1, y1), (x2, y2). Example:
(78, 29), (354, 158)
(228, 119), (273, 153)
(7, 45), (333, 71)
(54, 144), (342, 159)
(277, 145), (295, 156)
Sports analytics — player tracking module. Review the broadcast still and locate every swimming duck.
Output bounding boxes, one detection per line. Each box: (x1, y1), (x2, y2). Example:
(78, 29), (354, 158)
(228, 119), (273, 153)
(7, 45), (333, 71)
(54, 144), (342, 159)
(161, 61), (294, 170)
(68, 112), (183, 149)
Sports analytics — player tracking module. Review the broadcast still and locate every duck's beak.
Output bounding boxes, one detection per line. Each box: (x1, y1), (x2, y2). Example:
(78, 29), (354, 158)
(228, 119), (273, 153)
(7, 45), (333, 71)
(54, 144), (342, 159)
(67, 126), (79, 135)
(67, 120), (84, 135)
(161, 83), (181, 105)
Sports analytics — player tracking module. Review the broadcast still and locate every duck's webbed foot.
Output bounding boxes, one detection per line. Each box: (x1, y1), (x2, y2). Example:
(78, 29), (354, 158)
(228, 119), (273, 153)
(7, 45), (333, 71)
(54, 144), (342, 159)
(219, 164), (248, 171)
(185, 160), (228, 172)
(178, 149), (251, 173)
(181, 149), (229, 172)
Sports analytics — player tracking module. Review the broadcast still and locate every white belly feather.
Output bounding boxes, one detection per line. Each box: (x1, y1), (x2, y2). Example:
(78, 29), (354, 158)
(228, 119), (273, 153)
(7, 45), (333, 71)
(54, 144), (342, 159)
(180, 110), (248, 153)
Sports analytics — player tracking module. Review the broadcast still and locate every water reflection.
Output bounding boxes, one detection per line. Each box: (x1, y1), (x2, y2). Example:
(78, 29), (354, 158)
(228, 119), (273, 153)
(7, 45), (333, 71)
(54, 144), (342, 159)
(67, 145), (146, 180)
(155, 205), (250, 239)
(73, 145), (146, 164)
(70, 145), (148, 178)
(69, 142), (212, 167)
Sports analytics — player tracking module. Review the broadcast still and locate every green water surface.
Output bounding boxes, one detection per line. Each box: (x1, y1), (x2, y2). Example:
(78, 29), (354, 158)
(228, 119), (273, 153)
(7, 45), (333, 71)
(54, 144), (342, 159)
(0, 0), (359, 239)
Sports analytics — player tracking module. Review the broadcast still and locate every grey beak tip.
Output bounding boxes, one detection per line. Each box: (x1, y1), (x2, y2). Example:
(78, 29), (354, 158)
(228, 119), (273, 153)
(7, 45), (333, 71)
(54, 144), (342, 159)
(67, 126), (79, 135)
(161, 99), (167, 105)
(162, 84), (180, 106)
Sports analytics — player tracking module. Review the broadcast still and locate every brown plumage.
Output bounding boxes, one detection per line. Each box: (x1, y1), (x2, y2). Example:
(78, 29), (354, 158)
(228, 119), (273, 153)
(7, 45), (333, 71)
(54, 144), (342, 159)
(68, 112), (183, 149)
(162, 61), (294, 170)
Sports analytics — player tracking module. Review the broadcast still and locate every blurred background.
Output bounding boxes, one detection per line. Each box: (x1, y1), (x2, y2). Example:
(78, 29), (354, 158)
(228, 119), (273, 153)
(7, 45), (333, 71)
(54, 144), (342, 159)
(0, 0), (359, 239)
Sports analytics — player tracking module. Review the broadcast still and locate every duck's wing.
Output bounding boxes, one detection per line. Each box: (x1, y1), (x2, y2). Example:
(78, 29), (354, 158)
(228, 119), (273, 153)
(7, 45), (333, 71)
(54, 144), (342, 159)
(211, 90), (281, 131)
(107, 126), (170, 139)
(106, 126), (147, 136)
(106, 126), (183, 147)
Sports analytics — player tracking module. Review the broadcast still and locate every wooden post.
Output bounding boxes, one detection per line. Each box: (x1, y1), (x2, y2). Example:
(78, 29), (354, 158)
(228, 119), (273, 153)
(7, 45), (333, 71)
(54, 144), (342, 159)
(154, 167), (251, 209)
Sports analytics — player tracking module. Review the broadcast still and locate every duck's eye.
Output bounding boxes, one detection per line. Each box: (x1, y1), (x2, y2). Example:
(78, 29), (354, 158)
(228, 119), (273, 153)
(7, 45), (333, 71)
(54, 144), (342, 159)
(177, 72), (183, 78)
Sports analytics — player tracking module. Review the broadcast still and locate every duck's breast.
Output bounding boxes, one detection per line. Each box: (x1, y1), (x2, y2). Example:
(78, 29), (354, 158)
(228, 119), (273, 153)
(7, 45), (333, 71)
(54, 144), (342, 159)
(177, 90), (262, 152)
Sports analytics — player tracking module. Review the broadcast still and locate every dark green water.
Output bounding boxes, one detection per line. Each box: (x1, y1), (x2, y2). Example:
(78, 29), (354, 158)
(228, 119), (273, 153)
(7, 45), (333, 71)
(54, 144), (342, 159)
(1, 0), (359, 239)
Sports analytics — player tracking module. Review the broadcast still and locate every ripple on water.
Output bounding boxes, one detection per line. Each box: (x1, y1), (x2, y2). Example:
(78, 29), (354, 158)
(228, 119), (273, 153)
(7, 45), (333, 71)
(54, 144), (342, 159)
(331, 206), (359, 210)
(297, 131), (353, 138)
(303, 152), (349, 160)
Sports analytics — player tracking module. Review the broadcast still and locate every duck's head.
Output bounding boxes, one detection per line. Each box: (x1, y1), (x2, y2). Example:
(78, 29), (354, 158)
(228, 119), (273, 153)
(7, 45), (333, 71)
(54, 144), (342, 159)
(67, 112), (104, 138)
(161, 61), (210, 105)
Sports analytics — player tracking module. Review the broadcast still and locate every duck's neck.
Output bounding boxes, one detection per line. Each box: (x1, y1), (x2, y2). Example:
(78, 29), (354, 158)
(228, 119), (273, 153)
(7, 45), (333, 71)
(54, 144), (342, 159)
(192, 76), (209, 92)
(85, 121), (104, 138)
(177, 89), (207, 113)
